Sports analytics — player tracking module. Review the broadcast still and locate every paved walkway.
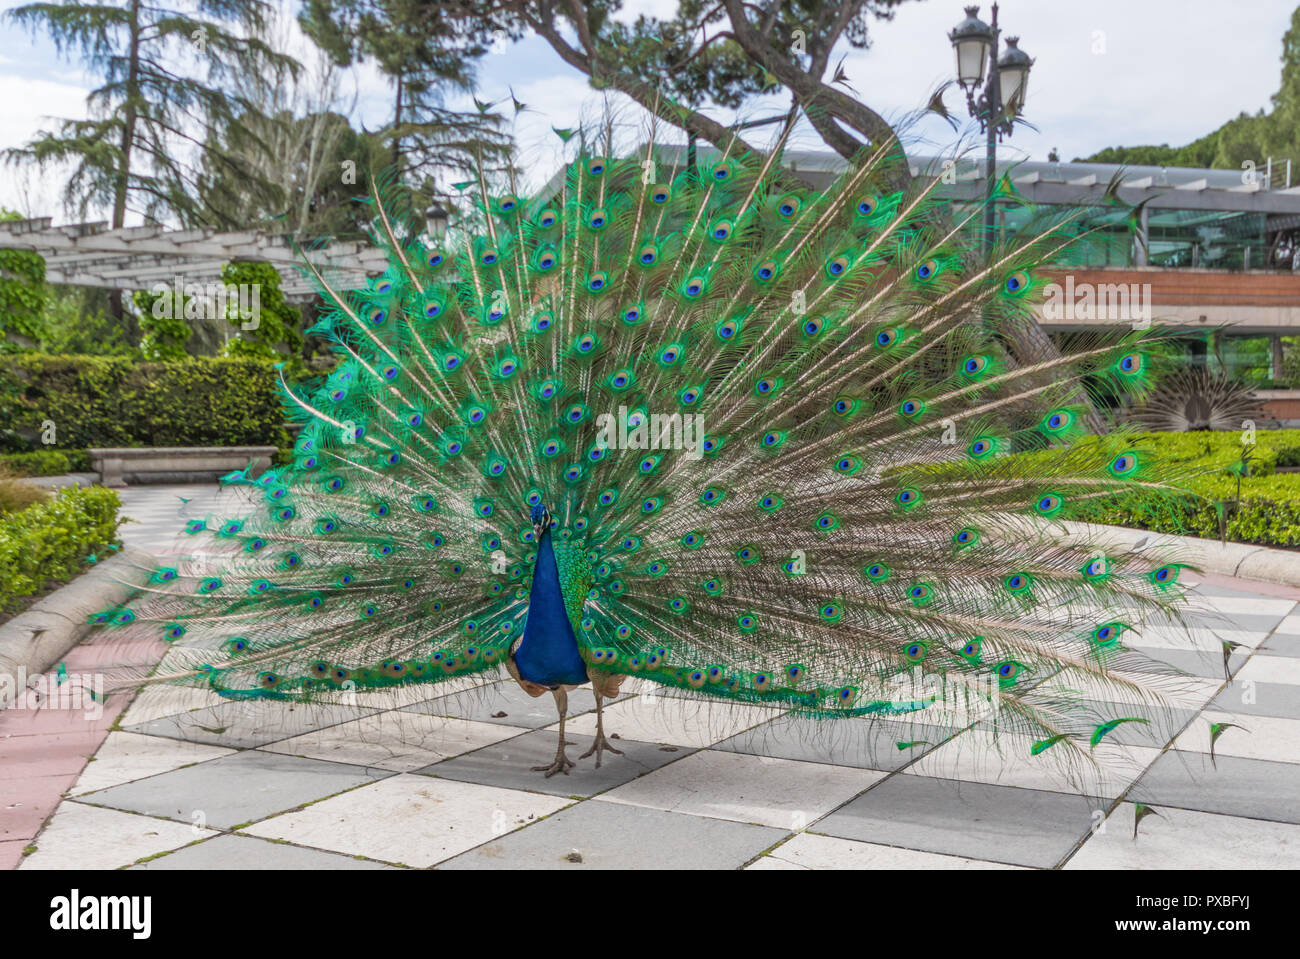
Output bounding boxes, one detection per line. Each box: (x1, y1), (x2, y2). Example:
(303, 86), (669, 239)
(3, 485), (1299, 869)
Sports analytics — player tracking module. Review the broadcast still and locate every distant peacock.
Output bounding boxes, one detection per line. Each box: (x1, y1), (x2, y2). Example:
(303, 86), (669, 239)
(96, 130), (1202, 779)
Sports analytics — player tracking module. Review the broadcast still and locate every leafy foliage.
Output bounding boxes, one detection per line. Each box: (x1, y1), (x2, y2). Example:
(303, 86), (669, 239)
(0, 209), (48, 350)
(0, 485), (121, 611)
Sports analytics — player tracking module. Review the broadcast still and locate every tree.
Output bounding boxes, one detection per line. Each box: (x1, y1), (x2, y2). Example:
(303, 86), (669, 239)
(298, 0), (510, 183)
(220, 261), (304, 373)
(3, 0), (300, 335)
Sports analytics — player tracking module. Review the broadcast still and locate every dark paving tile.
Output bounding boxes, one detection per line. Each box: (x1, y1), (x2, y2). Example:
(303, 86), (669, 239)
(1130, 645), (1249, 680)
(402, 681), (625, 728)
(125, 700), (378, 748)
(437, 799), (786, 869)
(714, 714), (959, 771)
(419, 728), (693, 797)
(1258, 635), (1300, 657)
(78, 751), (391, 829)
(1187, 613), (1286, 634)
(813, 774), (1102, 868)
(1130, 750), (1300, 824)
(128, 833), (396, 869)
(1209, 681), (1300, 719)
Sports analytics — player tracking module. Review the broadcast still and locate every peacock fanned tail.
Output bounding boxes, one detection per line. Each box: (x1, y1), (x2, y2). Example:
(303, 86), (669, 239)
(95, 131), (1202, 773)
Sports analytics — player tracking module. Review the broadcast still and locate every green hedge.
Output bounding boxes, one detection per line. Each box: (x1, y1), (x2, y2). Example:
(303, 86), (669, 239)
(1, 355), (291, 453)
(0, 450), (71, 477)
(997, 430), (1300, 549)
(0, 486), (122, 612)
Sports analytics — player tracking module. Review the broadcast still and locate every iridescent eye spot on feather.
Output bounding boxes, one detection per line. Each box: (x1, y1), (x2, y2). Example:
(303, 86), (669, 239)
(1108, 452), (1139, 477)
(896, 488), (922, 510)
(710, 161), (732, 181)
(638, 245), (657, 266)
(700, 487), (726, 505)
(898, 397), (925, 419)
(575, 334), (597, 355)
(876, 328), (898, 347)
(537, 208), (558, 228)
(826, 254), (851, 278)
(1151, 565), (1180, 587)
(737, 614), (758, 633)
(1005, 572), (1031, 593)
(565, 403), (588, 424)
(754, 260), (779, 282)
(819, 602), (844, 623)
(1042, 409), (1074, 434)
(163, 623), (185, 639)
(960, 638), (982, 661)
(759, 494), (784, 512)
(968, 436), (997, 459)
(650, 184), (670, 203)
(536, 249), (557, 271)
(381, 365), (398, 380)
(480, 248), (498, 266)
(954, 527), (979, 548)
(641, 496), (663, 514)
(424, 300), (442, 318)
(588, 208), (608, 230)
(623, 305), (643, 324)
(962, 355), (989, 376)
(904, 641), (927, 662)
(426, 250), (444, 268)
(681, 531), (704, 548)
(760, 430), (785, 449)
(1116, 352), (1145, 376)
(683, 277), (705, 298)
(368, 307), (386, 325)
(754, 377), (781, 397)
(598, 488), (618, 507)
(588, 157), (606, 176)
(995, 661), (1021, 686)
(1083, 557), (1108, 578)
(1035, 493), (1063, 516)
(1092, 622), (1124, 645)
(716, 317), (741, 340)
(814, 512), (840, 531)
(864, 562), (890, 582)
(735, 545), (760, 565)
(915, 258), (938, 281)
(777, 195), (800, 218)
(442, 351), (462, 372)
(497, 194), (518, 214)
(710, 219), (733, 241)
(1004, 270), (1030, 294)
(802, 316), (824, 337)
(833, 396), (859, 416)
(834, 455), (862, 475)
(586, 271), (609, 293)
(610, 369), (633, 391)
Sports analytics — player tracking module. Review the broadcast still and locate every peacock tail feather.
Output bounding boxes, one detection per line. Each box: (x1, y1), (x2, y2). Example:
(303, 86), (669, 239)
(95, 128), (1206, 774)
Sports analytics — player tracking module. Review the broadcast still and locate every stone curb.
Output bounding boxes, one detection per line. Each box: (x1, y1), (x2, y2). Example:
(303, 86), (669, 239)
(0, 548), (153, 709)
(1055, 520), (1300, 588)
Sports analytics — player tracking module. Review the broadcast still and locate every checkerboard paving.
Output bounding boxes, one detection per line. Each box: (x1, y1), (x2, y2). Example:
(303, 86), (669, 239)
(9, 484), (1300, 869)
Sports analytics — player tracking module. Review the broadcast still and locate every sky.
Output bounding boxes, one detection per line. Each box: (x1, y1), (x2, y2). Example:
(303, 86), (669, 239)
(0, 0), (1295, 224)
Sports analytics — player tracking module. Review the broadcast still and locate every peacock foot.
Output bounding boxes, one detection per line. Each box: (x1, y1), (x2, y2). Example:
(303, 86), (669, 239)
(578, 732), (624, 769)
(532, 747), (576, 777)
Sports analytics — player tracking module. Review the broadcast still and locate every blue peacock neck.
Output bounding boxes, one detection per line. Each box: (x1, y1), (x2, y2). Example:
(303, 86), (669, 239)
(513, 527), (590, 688)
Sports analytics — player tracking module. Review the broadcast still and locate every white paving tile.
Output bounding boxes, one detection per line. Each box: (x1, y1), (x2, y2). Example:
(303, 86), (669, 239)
(747, 831), (1026, 870)
(70, 731), (235, 796)
(1170, 710), (1300, 765)
(120, 685), (226, 726)
(1233, 655), (1300, 686)
(1274, 615), (1300, 636)
(563, 693), (781, 748)
(1183, 595), (1296, 618)
(596, 749), (882, 829)
(1066, 802), (1300, 869)
(240, 774), (572, 867)
(904, 729), (1163, 799)
(20, 801), (216, 870)
(259, 712), (529, 772)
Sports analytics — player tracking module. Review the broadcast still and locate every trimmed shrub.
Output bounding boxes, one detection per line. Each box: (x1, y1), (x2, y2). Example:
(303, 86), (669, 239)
(0, 450), (71, 477)
(0, 485), (121, 611)
(1, 354), (291, 452)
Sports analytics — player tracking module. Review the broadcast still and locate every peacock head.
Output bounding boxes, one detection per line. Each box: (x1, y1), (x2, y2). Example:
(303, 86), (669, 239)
(530, 502), (552, 538)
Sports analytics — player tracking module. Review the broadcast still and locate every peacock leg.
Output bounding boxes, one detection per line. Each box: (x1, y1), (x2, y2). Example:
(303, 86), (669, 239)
(578, 688), (624, 768)
(532, 687), (575, 777)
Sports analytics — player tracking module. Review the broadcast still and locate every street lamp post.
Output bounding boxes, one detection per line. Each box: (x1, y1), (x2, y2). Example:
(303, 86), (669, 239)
(949, 4), (1033, 256)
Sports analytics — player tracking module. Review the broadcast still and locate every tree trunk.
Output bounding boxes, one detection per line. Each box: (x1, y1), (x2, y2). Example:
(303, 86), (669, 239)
(111, 0), (143, 344)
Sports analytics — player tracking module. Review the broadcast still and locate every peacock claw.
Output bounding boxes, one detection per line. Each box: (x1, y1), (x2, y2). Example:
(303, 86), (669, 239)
(578, 733), (623, 768)
(532, 753), (575, 777)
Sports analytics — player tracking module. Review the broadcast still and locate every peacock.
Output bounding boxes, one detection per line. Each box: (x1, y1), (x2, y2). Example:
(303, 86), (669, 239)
(94, 128), (1203, 781)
